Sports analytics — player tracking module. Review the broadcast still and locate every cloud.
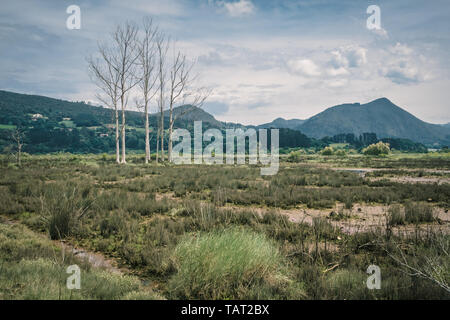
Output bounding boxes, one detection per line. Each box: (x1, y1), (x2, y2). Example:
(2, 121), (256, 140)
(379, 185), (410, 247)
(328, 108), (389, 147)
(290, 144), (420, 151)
(330, 46), (367, 69)
(287, 59), (321, 77)
(389, 42), (414, 56)
(326, 67), (349, 77)
(211, 0), (255, 17)
(381, 43), (431, 84)
(370, 27), (388, 39)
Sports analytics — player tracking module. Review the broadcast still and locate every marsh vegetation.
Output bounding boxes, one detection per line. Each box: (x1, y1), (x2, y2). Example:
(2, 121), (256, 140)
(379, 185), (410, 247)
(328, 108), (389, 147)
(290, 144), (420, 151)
(0, 153), (449, 299)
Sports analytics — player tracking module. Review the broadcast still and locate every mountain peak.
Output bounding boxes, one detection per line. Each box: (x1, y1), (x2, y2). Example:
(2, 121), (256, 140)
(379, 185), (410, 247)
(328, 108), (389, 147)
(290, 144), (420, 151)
(369, 97), (393, 104)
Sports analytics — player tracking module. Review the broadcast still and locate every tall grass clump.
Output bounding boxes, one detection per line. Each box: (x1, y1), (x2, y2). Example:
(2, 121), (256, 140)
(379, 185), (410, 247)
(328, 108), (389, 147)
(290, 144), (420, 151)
(168, 227), (304, 299)
(387, 204), (405, 226)
(40, 183), (93, 239)
(404, 202), (434, 224)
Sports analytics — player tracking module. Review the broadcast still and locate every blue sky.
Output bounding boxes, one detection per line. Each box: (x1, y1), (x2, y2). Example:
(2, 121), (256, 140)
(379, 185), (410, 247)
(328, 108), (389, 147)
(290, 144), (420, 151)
(1, 0), (449, 124)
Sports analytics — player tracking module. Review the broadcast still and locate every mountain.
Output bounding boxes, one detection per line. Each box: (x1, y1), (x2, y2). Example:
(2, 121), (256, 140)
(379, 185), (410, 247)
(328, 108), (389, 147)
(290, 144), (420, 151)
(296, 98), (450, 145)
(155, 104), (223, 128)
(257, 117), (305, 130)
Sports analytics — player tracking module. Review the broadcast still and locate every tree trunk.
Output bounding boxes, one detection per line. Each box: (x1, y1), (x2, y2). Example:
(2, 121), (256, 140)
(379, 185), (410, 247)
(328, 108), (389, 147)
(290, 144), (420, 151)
(160, 110), (164, 162)
(168, 108), (173, 162)
(121, 103), (126, 164)
(156, 127), (160, 163)
(145, 103), (150, 164)
(115, 106), (120, 164)
(17, 144), (21, 167)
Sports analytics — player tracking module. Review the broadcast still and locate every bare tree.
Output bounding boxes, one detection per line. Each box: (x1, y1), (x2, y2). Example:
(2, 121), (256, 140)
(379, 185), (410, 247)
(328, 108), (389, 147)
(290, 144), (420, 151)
(88, 21), (140, 165)
(136, 17), (158, 164)
(87, 45), (121, 163)
(167, 74), (210, 162)
(155, 32), (169, 163)
(11, 128), (24, 167)
(165, 40), (212, 162)
(112, 21), (141, 164)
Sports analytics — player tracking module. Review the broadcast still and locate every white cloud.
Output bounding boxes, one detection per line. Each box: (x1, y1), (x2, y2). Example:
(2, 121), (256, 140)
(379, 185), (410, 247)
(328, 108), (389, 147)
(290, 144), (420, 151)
(371, 27), (389, 39)
(389, 42), (414, 56)
(211, 0), (255, 17)
(326, 67), (349, 77)
(327, 46), (367, 79)
(287, 59), (321, 77)
(381, 43), (432, 84)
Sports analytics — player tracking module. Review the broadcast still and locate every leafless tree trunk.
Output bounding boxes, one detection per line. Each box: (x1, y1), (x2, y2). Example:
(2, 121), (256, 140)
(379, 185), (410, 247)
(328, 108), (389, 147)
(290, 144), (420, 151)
(87, 45), (121, 163)
(11, 129), (24, 167)
(113, 22), (140, 164)
(167, 50), (189, 162)
(156, 32), (169, 163)
(137, 18), (158, 164)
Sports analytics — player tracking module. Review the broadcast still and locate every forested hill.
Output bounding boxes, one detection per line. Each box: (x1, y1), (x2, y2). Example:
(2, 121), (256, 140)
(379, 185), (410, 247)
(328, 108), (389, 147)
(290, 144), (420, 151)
(0, 90), (315, 154)
(0, 90), (148, 128)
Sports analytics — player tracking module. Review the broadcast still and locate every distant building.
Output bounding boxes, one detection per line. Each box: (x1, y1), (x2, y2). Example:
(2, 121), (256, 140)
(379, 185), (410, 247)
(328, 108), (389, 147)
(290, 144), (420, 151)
(62, 117), (71, 121)
(99, 133), (109, 137)
(31, 113), (44, 121)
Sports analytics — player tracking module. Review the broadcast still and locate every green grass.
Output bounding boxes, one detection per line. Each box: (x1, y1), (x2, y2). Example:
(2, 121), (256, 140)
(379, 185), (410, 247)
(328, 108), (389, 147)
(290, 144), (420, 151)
(0, 153), (449, 299)
(329, 143), (349, 149)
(58, 120), (76, 128)
(0, 223), (162, 300)
(168, 227), (305, 299)
(0, 124), (16, 130)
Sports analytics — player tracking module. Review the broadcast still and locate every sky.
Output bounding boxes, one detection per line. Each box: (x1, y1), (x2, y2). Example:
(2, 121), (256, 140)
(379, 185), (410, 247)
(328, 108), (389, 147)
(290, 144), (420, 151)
(1, 0), (449, 125)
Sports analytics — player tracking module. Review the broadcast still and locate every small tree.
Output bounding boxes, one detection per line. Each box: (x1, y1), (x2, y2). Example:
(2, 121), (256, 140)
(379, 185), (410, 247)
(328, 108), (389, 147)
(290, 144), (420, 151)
(11, 129), (24, 167)
(362, 141), (390, 156)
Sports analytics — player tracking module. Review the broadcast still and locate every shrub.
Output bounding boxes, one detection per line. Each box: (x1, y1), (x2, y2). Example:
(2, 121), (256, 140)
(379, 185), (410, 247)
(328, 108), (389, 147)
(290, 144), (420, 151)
(362, 142), (390, 156)
(168, 227), (304, 299)
(287, 151), (303, 162)
(321, 146), (334, 156)
(404, 202), (434, 224)
(387, 204), (405, 226)
(335, 149), (347, 157)
(326, 269), (372, 299)
(40, 184), (93, 240)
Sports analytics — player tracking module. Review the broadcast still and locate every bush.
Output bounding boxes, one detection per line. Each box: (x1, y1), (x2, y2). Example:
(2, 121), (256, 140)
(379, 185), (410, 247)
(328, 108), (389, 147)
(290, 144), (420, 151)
(362, 142), (390, 156)
(168, 227), (305, 299)
(326, 269), (372, 299)
(40, 183), (93, 240)
(321, 146), (334, 156)
(387, 204), (405, 226)
(404, 202), (434, 224)
(287, 150), (304, 162)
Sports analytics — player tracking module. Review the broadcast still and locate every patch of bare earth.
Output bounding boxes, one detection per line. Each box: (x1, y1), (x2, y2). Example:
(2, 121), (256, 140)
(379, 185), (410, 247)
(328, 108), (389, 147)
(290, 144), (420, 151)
(59, 242), (124, 275)
(367, 176), (450, 185)
(220, 203), (450, 236)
